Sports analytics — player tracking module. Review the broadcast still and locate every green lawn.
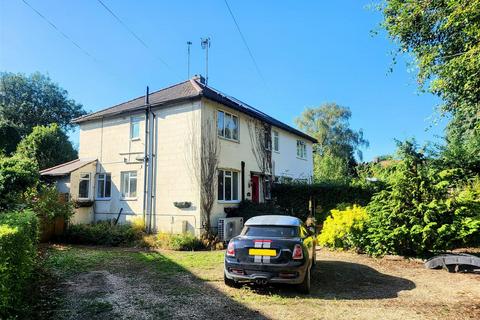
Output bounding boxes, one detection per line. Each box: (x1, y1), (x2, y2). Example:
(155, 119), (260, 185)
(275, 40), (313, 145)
(33, 245), (480, 320)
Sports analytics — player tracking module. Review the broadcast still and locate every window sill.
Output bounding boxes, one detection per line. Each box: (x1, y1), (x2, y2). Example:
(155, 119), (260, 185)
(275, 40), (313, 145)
(273, 150), (280, 154)
(296, 156), (307, 161)
(130, 138), (141, 142)
(120, 197), (138, 201)
(218, 136), (240, 144)
(95, 198), (112, 201)
(218, 200), (241, 204)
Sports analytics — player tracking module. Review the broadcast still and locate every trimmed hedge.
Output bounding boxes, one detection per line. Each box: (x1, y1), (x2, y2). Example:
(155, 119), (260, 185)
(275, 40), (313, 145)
(0, 210), (39, 318)
(63, 221), (144, 247)
(272, 183), (375, 221)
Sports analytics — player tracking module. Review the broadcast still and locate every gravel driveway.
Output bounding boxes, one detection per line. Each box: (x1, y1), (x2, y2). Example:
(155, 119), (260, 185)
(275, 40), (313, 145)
(34, 245), (480, 320)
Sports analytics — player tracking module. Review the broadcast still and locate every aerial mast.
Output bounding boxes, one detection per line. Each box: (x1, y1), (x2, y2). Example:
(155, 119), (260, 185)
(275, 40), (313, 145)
(200, 37), (211, 85)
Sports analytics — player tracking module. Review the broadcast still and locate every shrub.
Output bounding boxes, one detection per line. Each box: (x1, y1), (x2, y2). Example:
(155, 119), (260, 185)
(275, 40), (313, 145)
(0, 210), (39, 318)
(63, 221), (144, 247)
(317, 205), (368, 250)
(148, 232), (204, 251)
(363, 141), (480, 257)
(25, 183), (74, 222)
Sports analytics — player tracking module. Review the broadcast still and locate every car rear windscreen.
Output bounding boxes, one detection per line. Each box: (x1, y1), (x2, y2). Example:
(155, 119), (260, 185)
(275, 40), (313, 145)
(241, 225), (299, 238)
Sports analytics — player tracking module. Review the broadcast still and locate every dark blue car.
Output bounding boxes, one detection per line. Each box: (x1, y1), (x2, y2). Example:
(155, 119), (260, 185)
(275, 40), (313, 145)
(224, 215), (316, 293)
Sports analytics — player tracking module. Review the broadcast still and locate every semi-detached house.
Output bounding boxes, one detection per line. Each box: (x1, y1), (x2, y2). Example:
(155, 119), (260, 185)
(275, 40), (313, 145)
(40, 76), (317, 235)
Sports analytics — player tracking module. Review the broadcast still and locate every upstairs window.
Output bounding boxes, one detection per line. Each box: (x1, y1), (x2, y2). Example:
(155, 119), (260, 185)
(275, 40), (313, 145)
(96, 173), (112, 199)
(273, 130), (279, 152)
(130, 116), (142, 140)
(217, 110), (239, 141)
(218, 169), (239, 202)
(78, 173), (91, 199)
(296, 140), (307, 159)
(121, 171), (137, 198)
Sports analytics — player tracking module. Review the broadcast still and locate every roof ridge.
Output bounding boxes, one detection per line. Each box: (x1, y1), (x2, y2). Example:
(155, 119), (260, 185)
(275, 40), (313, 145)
(189, 79), (203, 94)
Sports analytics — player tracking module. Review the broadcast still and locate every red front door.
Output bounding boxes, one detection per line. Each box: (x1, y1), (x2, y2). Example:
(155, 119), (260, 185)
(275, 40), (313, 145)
(252, 175), (259, 203)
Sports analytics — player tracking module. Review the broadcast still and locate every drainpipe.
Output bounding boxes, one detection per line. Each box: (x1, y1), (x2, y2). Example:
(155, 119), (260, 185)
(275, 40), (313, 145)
(149, 113), (158, 232)
(142, 87), (150, 227)
(241, 161), (245, 201)
(146, 95), (155, 233)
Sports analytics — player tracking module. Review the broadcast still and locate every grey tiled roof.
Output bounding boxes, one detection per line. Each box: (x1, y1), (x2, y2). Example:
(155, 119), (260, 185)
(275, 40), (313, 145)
(72, 77), (317, 143)
(72, 80), (201, 123)
(40, 158), (97, 176)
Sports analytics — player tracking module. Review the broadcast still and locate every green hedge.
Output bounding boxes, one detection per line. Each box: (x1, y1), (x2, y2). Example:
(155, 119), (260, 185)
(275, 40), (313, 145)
(0, 210), (39, 318)
(272, 183), (375, 221)
(63, 221), (144, 247)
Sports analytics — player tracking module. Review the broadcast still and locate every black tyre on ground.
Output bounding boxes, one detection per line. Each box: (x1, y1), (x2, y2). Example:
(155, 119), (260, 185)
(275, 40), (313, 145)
(298, 267), (311, 294)
(224, 272), (240, 288)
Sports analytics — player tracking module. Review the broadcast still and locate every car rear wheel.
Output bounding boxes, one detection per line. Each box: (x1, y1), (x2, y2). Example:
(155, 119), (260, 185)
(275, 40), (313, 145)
(298, 266), (311, 294)
(224, 272), (240, 288)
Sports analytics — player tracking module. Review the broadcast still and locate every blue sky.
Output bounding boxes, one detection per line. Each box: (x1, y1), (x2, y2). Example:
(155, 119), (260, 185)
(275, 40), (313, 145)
(0, 0), (447, 161)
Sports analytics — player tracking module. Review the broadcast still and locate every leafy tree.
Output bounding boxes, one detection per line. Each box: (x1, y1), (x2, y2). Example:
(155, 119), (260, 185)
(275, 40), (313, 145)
(381, 0), (480, 172)
(0, 72), (85, 151)
(313, 151), (351, 185)
(16, 124), (77, 170)
(295, 103), (369, 182)
(0, 154), (38, 210)
(0, 120), (21, 155)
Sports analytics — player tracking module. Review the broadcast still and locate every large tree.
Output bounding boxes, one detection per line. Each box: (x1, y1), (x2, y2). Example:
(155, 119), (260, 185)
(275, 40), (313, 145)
(0, 72), (85, 153)
(16, 124), (77, 170)
(295, 103), (368, 182)
(381, 0), (480, 173)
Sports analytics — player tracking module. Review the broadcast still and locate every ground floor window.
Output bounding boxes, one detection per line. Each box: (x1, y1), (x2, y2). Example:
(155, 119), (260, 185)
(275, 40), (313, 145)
(218, 169), (239, 202)
(121, 171), (137, 198)
(78, 173), (91, 199)
(96, 173), (112, 199)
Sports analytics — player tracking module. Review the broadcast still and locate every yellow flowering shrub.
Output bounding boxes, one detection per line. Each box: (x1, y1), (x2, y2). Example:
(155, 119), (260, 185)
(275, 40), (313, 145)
(317, 205), (368, 249)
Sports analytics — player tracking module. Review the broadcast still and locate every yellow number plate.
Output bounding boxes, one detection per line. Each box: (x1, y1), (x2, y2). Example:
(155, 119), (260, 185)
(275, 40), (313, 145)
(249, 248), (276, 256)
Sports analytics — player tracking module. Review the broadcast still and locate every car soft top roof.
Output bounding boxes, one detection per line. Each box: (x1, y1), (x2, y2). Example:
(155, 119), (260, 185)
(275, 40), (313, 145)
(245, 215), (302, 227)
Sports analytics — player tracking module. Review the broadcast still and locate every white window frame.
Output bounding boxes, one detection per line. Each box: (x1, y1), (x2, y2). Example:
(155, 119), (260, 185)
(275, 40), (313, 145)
(217, 169), (240, 203)
(130, 116), (142, 140)
(96, 173), (112, 200)
(273, 130), (279, 152)
(296, 140), (307, 159)
(78, 173), (91, 200)
(217, 110), (239, 142)
(121, 171), (137, 199)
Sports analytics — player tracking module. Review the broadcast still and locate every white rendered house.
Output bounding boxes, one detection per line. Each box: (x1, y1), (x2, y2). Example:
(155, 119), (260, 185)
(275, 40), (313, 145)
(41, 76), (316, 235)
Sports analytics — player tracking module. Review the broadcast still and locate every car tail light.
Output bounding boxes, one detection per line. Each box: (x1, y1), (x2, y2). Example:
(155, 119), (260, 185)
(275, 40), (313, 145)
(230, 268), (244, 275)
(226, 241), (235, 257)
(292, 244), (303, 260)
(279, 272), (297, 278)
